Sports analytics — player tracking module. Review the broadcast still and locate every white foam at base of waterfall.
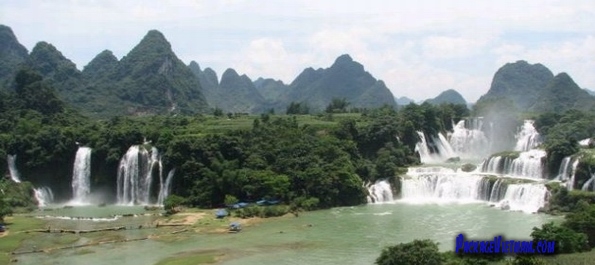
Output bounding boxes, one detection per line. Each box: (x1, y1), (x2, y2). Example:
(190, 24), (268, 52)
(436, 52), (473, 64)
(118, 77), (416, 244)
(34, 187), (54, 207)
(366, 180), (394, 203)
(395, 167), (547, 214)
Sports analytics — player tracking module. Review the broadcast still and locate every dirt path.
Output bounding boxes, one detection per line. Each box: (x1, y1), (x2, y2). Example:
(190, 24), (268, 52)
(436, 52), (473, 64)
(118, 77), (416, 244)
(161, 212), (207, 226)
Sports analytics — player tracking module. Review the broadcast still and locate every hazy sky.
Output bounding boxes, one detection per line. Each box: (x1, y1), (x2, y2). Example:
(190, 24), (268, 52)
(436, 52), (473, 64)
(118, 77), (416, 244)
(2, 0), (594, 102)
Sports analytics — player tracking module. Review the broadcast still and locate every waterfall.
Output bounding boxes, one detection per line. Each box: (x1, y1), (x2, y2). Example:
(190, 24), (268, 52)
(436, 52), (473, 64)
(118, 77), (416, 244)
(557, 156), (579, 190)
(7, 155), (21, 183)
(488, 179), (507, 202)
(366, 180), (394, 203)
(117, 145), (163, 205)
(415, 131), (457, 164)
(71, 147), (92, 204)
(448, 118), (489, 159)
(579, 138), (591, 147)
(500, 184), (547, 214)
(34, 187), (54, 207)
(399, 167), (547, 213)
(582, 174), (595, 191)
(515, 120), (541, 152)
(480, 150), (546, 179)
(401, 173), (485, 203)
(157, 169), (175, 205)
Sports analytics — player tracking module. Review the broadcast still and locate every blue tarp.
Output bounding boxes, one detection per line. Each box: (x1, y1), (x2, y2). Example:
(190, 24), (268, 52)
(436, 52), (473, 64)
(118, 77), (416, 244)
(229, 222), (241, 231)
(256, 199), (280, 206)
(232, 202), (249, 209)
(216, 209), (228, 218)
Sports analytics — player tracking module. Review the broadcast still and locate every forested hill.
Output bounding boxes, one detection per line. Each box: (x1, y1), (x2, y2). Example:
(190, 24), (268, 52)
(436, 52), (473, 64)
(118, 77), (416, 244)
(425, 89), (467, 106)
(192, 54), (398, 114)
(475, 60), (595, 113)
(0, 67), (472, 207)
(0, 26), (208, 117)
(1, 25), (397, 117)
(282, 54), (397, 112)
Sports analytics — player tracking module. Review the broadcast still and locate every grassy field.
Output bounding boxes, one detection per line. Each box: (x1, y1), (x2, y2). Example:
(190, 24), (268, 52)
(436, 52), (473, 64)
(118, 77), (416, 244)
(154, 250), (223, 265)
(0, 216), (46, 264)
(174, 113), (364, 136)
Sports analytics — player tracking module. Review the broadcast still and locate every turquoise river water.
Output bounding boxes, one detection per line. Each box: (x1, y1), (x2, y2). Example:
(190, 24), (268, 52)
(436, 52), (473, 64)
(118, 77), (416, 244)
(16, 202), (558, 265)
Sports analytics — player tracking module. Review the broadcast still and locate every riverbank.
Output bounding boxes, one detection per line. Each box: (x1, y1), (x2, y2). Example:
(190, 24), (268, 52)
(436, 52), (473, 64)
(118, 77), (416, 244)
(0, 207), (295, 264)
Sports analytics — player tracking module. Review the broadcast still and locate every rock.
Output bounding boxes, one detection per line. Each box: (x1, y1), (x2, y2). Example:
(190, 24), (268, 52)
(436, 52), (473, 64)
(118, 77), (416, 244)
(460, 163), (477, 172)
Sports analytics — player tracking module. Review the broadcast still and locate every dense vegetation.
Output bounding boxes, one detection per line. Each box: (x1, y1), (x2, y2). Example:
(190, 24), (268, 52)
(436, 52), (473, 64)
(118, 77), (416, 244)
(0, 68), (472, 210)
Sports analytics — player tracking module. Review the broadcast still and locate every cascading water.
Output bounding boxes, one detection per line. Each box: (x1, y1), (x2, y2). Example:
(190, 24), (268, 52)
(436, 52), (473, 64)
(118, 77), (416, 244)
(399, 167), (547, 213)
(157, 169), (175, 205)
(557, 156), (579, 190)
(579, 138), (591, 147)
(582, 174), (595, 192)
(448, 118), (489, 159)
(415, 131), (457, 164)
(401, 167), (486, 203)
(7, 154), (21, 183)
(500, 184), (547, 213)
(34, 187), (54, 207)
(71, 147), (92, 204)
(366, 180), (394, 203)
(480, 150), (546, 179)
(117, 145), (163, 205)
(515, 120), (541, 152)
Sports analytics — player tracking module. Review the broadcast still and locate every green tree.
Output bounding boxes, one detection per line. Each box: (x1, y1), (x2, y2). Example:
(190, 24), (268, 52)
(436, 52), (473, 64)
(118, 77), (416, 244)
(376, 239), (443, 265)
(325, 98), (350, 113)
(0, 197), (12, 222)
(531, 222), (589, 253)
(213, 107), (223, 117)
(164, 194), (185, 215)
(14, 69), (64, 115)
(563, 204), (595, 247)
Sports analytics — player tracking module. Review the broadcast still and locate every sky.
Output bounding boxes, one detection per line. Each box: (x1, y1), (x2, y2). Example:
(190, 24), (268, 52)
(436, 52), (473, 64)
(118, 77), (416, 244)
(1, 0), (594, 103)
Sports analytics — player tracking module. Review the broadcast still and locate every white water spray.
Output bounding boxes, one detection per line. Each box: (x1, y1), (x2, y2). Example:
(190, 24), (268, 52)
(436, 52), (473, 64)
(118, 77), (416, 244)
(7, 155), (21, 183)
(557, 156), (579, 190)
(481, 150), (546, 179)
(399, 167), (547, 213)
(366, 180), (394, 203)
(515, 120), (541, 152)
(500, 184), (547, 214)
(71, 147), (92, 204)
(448, 119), (489, 159)
(34, 187), (54, 207)
(582, 174), (595, 192)
(117, 145), (163, 205)
(157, 169), (175, 205)
(415, 131), (457, 164)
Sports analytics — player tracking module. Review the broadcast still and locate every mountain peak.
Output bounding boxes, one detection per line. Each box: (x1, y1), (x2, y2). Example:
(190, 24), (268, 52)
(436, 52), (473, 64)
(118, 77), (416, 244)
(478, 60), (554, 110)
(222, 68), (239, 79)
(334, 54), (353, 65)
(188, 61), (200, 72)
(426, 89), (467, 105)
(123, 29), (173, 62)
(29, 41), (79, 75)
(83, 50), (118, 79)
(0, 25), (29, 86)
(0, 25), (28, 54)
